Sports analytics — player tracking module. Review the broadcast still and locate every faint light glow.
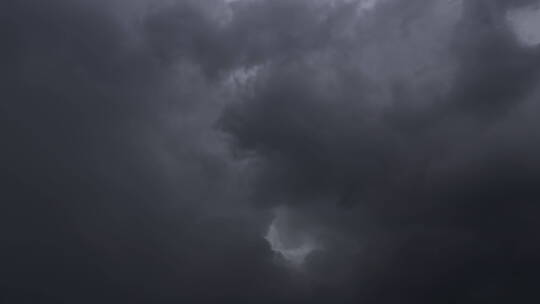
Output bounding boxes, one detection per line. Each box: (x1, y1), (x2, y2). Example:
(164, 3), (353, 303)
(507, 5), (540, 47)
(225, 65), (262, 88)
(358, 0), (379, 12)
(264, 207), (319, 266)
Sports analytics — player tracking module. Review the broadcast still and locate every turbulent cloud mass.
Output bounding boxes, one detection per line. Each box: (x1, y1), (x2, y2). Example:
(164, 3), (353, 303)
(2, 0), (540, 303)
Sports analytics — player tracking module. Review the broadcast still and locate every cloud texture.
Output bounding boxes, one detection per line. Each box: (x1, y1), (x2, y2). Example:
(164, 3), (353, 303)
(2, 0), (540, 303)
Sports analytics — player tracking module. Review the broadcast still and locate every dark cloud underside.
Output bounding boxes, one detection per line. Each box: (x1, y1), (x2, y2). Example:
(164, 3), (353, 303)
(2, 0), (540, 303)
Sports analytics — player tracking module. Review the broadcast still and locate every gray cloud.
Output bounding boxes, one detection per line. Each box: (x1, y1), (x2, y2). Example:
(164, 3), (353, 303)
(2, 0), (540, 303)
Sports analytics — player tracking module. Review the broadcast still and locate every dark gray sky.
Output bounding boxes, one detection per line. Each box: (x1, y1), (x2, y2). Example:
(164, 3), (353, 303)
(2, 0), (540, 303)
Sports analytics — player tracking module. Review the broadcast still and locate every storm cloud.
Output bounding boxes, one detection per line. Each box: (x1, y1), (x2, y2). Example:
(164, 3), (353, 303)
(2, 0), (540, 303)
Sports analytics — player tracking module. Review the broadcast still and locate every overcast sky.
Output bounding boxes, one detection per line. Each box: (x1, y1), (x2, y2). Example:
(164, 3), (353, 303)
(2, 0), (540, 303)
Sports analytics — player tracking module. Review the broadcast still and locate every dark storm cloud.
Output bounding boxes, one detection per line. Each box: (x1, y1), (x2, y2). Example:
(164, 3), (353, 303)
(143, 0), (365, 77)
(221, 0), (540, 211)
(3, 0), (540, 303)
(1, 0), (295, 302)
(447, 0), (540, 116)
(219, 0), (540, 302)
(220, 0), (454, 207)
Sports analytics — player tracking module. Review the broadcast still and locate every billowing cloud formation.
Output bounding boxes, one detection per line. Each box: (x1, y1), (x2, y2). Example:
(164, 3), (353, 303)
(2, 0), (540, 303)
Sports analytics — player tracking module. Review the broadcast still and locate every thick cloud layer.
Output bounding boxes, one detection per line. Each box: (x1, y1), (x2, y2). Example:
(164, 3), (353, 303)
(2, 0), (540, 303)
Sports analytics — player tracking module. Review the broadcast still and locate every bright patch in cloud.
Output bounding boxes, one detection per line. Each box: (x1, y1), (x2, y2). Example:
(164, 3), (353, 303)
(507, 5), (540, 47)
(264, 207), (319, 266)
